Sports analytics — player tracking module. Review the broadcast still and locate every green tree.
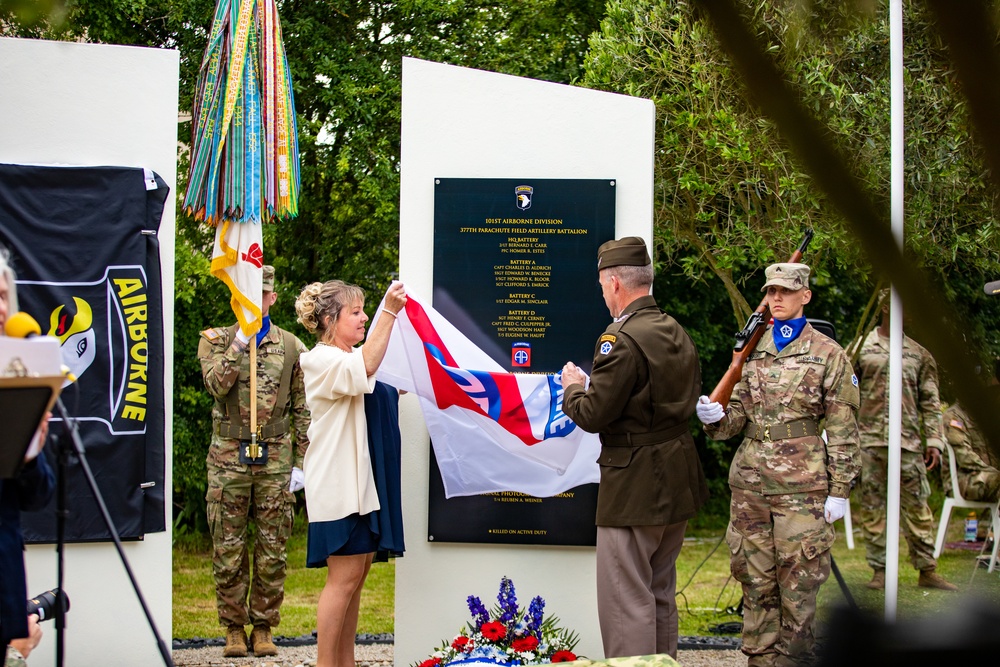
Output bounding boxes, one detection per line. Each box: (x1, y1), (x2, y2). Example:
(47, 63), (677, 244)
(583, 0), (1000, 510)
(1, 0), (608, 530)
(583, 0), (1000, 360)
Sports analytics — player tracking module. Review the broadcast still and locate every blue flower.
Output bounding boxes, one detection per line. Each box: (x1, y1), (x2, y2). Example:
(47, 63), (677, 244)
(467, 595), (490, 630)
(526, 596), (545, 638)
(498, 577), (518, 626)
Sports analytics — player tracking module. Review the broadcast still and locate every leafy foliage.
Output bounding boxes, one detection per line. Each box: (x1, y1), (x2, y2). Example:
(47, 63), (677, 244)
(583, 0), (1000, 363)
(9, 1), (1000, 532)
(0, 0), (607, 530)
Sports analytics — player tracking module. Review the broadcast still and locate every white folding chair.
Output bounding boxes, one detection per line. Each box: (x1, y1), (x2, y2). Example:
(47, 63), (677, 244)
(932, 442), (1000, 572)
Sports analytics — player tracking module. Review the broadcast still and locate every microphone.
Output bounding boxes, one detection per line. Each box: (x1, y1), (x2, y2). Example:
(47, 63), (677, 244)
(4, 310), (42, 338)
(4, 311), (77, 382)
(985, 280), (1000, 296)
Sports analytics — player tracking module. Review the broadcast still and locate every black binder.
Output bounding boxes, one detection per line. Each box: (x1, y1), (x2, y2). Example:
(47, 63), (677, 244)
(0, 375), (62, 478)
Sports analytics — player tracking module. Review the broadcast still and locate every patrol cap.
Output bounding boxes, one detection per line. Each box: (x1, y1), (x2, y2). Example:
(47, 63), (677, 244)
(761, 262), (810, 292)
(262, 265), (275, 292)
(597, 237), (651, 270)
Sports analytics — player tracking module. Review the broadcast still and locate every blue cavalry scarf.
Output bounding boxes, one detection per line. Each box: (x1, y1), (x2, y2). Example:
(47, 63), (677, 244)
(256, 315), (271, 346)
(773, 317), (807, 352)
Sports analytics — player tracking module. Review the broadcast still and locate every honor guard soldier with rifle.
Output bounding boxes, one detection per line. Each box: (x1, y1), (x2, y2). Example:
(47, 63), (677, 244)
(697, 257), (860, 667)
(199, 265), (312, 658)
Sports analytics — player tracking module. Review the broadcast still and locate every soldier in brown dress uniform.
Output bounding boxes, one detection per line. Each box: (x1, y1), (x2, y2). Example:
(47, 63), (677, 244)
(561, 236), (708, 660)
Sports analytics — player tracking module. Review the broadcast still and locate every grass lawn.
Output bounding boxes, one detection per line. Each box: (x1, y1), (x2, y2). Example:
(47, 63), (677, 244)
(173, 513), (395, 638)
(173, 503), (1000, 639)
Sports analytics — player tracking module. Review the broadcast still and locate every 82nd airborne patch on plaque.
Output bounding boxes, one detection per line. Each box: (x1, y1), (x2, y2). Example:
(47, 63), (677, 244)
(511, 342), (531, 367)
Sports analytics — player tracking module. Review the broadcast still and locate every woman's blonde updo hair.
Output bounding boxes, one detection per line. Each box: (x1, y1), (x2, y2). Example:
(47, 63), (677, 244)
(295, 279), (365, 338)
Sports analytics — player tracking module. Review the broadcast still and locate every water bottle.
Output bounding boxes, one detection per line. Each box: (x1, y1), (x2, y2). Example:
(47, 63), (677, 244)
(964, 512), (978, 542)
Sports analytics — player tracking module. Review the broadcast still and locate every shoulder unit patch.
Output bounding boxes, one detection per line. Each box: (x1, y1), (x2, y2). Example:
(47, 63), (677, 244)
(200, 327), (226, 342)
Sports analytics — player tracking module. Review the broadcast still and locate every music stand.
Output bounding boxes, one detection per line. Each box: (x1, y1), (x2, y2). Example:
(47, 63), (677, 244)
(0, 375), (62, 478)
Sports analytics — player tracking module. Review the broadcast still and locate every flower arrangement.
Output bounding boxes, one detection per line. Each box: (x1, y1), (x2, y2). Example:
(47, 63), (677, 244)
(415, 577), (581, 667)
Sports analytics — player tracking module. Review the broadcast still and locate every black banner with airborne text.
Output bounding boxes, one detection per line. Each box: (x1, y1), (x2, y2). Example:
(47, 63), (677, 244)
(0, 163), (168, 541)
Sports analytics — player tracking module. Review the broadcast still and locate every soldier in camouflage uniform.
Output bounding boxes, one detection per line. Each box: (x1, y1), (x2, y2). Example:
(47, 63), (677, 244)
(198, 265), (311, 658)
(856, 291), (957, 591)
(698, 263), (860, 667)
(941, 360), (1000, 540)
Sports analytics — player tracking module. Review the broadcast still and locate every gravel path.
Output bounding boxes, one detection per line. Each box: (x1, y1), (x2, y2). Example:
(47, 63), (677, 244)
(170, 643), (747, 667)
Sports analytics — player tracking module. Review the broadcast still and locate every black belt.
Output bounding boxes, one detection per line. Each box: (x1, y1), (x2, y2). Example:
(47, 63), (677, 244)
(600, 422), (690, 447)
(216, 416), (289, 441)
(745, 418), (820, 442)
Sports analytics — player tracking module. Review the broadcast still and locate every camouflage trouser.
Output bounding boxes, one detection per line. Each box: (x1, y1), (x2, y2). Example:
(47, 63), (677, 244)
(727, 488), (833, 667)
(206, 465), (294, 627)
(860, 448), (936, 571)
(962, 469), (1000, 504)
(964, 470), (1000, 538)
(4, 647), (25, 667)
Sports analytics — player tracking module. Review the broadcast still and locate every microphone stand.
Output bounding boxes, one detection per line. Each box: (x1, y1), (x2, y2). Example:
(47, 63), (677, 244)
(51, 394), (173, 666)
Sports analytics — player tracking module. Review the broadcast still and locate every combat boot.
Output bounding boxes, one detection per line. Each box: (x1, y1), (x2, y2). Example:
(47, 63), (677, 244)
(866, 569), (884, 590)
(918, 568), (958, 591)
(251, 625), (278, 656)
(223, 625), (249, 657)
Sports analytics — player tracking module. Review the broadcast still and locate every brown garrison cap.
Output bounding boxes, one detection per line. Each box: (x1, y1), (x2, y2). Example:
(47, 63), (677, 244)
(262, 265), (275, 291)
(761, 262), (810, 292)
(597, 237), (651, 270)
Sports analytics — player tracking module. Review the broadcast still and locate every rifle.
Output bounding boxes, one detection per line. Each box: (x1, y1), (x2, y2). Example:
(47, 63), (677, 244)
(708, 229), (814, 408)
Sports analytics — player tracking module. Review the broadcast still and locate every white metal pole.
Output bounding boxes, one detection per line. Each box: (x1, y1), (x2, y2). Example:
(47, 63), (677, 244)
(886, 0), (905, 622)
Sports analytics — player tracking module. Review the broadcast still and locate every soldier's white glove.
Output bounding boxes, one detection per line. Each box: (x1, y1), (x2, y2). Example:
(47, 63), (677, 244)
(234, 328), (251, 347)
(696, 396), (725, 425)
(290, 466), (305, 493)
(824, 496), (848, 523)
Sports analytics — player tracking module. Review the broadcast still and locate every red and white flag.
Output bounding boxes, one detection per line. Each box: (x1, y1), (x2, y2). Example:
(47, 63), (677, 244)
(375, 288), (600, 498)
(210, 219), (264, 336)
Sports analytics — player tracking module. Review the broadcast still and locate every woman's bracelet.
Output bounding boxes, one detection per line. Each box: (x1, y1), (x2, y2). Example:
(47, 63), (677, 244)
(384, 309), (399, 318)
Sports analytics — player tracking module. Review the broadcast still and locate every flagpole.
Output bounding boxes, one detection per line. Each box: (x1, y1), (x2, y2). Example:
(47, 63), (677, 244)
(250, 335), (259, 458)
(886, 0), (904, 622)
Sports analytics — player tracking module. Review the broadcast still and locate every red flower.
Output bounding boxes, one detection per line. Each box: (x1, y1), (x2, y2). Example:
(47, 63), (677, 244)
(451, 636), (472, 652)
(419, 659), (442, 667)
(480, 621), (507, 641)
(511, 636), (539, 652)
(551, 651), (578, 662)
